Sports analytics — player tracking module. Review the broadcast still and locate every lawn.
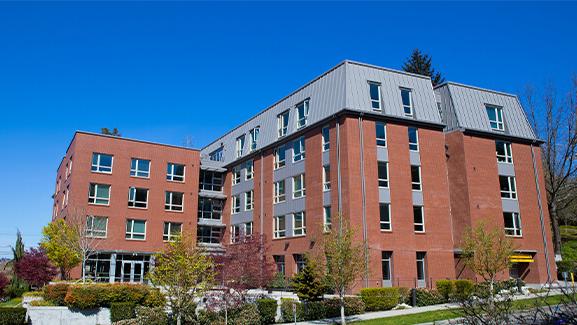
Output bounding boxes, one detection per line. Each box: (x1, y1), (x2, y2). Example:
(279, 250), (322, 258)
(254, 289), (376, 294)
(0, 297), (22, 307)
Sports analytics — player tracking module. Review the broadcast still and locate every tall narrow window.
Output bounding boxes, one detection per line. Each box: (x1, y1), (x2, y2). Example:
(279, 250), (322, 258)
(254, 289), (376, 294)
(91, 153), (113, 173)
(273, 215), (286, 239)
(416, 252), (426, 284)
(163, 222), (182, 241)
(323, 165), (331, 191)
(274, 255), (285, 275)
(130, 158), (150, 178)
(293, 174), (306, 198)
(249, 127), (260, 152)
(411, 166), (422, 191)
(323, 206), (331, 232)
(496, 141), (513, 163)
(401, 88), (413, 116)
(165, 191), (184, 211)
(293, 137), (306, 162)
(369, 82), (382, 110)
(376, 122), (387, 147)
(296, 100), (309, 129)
(322, 126), (330, 151)
(408, 127), (419, 151)
(413, 206), (425, 232)
(382, 251), (393, 283)
(128, 187), (148, 208)
(231, 195), (241, 214)
(378, 162), (389, 188)
(273, 180), (286, 204)
(504, 212), (522, 236)
(293, 212), (306, 236)
(499, 176), (517, 199)
(232, 168), (241, 185)
(86, 216), (108, 238)
(125, 219), (146, 240)
(380, 203), (391, 231)
(167, 163), (185, 182)
(486, 105), (504, 131)
(88, 183), (110, 205)
(277, 111), (289, 138)
(294, 254), (306, 273)
(244, 222), (253, 237)
(235, 135), (245, 158)
(245, 160), (254, 180)
(231, 224), (241, 243)
(274, 147), (286, 169)
(245, 190), (254, 211)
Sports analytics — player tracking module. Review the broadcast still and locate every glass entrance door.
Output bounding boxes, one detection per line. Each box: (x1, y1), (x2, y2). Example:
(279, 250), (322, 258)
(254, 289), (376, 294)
(121, 261), (145, 283)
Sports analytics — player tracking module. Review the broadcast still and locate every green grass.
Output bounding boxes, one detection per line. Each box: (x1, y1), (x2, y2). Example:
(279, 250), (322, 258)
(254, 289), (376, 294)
(0, 297), (23, 307)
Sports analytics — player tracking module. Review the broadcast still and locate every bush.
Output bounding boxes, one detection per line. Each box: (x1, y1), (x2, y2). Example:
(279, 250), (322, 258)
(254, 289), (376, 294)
(58, 283), (158, 309)
(30, 300), (56, 306)
(43, 283), (69, 305)
(229, 304), (261, 325)
(143, 288), (166, 308)
(64, 285), (104, 309)
(135, 306), (168, 325)
(110, 302), (136, 323)
(360, 287), (400, 311)
(281, 297), (365, 322)
(0, 307), (26, 325)
(323, 297), (365, 317)
(112, 319), (138, 325)
(415, 289), (445, 307)
(280, 298), (304, 322)
(436, 280), (454, 301)
(102, 284), (149, 306)
(398, 287), (411, 304)
(454, 280), (475, 301)
(256, 298), (277, 324)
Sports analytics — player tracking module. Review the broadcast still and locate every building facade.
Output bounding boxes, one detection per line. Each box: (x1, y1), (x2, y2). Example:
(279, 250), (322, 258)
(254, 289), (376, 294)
(53, 60), (555, 288)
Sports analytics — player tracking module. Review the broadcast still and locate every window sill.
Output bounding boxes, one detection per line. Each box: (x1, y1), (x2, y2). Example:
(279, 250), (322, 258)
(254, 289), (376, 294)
(91, 171), (113, 175)
(125, 238), (146, 241)
(412, 189), (423, 192)
(380, 229), (392, 233)
(292, 195), (306, 200)
(88, 202), (110, 207)
(414, 231), (426, 234)
(409, 149), (420, 153)
(166, 179), (185, 184)
(274, 165), (286, 171)
(506, 234), (523, 238)
(130, 175), (150, 180)
(128, 206), (148, 210)
(165, 209), (184, 213)
(292, 233), (306, 238)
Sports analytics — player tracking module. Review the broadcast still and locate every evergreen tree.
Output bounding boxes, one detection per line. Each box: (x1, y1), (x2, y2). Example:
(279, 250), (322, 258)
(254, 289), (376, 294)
(291, 257), (328, 302)
(402, 49), (445, 86)
(8, 231), (28, 297)
(101, 128), (121, 137)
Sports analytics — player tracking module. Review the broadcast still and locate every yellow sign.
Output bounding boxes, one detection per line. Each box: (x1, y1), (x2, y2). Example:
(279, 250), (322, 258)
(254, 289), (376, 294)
(509, 254), (534, 263)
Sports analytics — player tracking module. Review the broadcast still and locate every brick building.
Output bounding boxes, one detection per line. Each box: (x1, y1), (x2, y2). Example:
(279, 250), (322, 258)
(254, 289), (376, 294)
(53, 60), (555, 288)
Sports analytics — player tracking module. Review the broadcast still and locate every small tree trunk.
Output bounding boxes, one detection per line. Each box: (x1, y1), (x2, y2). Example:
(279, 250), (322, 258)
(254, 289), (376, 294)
(549, 202), (563, 255)
(176, 314), (181, 325)
(340, 294), (346, 325)
(82, 255), (86, 284)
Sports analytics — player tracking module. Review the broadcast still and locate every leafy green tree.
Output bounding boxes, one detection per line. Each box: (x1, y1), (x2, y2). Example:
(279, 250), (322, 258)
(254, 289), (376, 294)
(402, 49), (445, 86)
(291, 256), (327, 302)
(40, 220), (81, 280)
(101, 127), (121, 137)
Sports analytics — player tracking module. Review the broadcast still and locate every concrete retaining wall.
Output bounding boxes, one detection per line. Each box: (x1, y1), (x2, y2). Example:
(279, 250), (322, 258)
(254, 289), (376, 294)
(27, 306), (111, 325)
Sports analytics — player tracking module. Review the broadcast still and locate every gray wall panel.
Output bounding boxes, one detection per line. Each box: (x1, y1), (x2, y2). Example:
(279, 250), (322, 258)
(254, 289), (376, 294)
(323, 191), (331, 206)
(410, 152), (421, 166)
(412, 191), (424, 206)
(377, 147), (389, 162)
(502, 199), (520, 213)
(497, 163), (516, 176)
(379, 188), (391, 203)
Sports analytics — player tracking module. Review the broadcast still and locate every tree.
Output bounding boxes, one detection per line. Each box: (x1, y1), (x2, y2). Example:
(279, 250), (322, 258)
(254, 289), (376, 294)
(402, 49), (445, 86)
(148, 233), (216, 325)
(0, 273), (9, 298)
(8, 231), (28, 297)
(40, 219), (81, 280)
(101, 127), (121, 137)
(291, 256), (328, 302)
(66, 208), (102, 283)
(16, 247), (57, 288)
(524, 77), (577, 257)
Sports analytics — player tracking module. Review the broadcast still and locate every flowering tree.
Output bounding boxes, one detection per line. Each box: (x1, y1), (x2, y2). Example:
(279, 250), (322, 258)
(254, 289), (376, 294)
(16, 248), (57, 288)
(0, 273), (9, 298)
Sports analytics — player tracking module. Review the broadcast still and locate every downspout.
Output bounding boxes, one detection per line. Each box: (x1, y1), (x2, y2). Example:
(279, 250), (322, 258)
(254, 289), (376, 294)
(337, 120), (343, 230)
(358, 117), (369, 288)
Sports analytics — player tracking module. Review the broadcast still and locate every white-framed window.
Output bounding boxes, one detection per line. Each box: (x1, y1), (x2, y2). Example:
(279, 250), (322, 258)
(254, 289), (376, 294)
(293, 212), (306, 236)
(382, 251), (393, 282)
(273, 215), (286, 239)
(369, 82), (382, 111)
(166, 163), (185, 182)
(245, 221), (253, 237)
(165, 191), (184, 211)
(198, 198), (223, 220)
(323, 206), (331, 232)
(130, 158), (150, 178)
(416, 252), (427, 282)
(56, 178), (61, 194)
(245, 160), (254, 180)
(401, 88), (413, 117)
(236, 135), (245, 158)
(413, 206), (425, 233)
(408, 127), (419, 151)
(67, 158), (73, 178)
(91, 153), (113, 173)
(293, 137), (305, 162)
(376, 122), (387, 147)
(296, 99), (309, 129)
(496, 141), (513, 163)
(61, 191), (66, 209)
(245, 190), (254, 211)
(128, 187), (148, 208)
(249, 127), (260, 152)
(294, 254), (306, 273)
(500, 176), (517, 199)
(209, 147), (224, 162)
(125, 219), (146, 240)
(323, 165), (331, 191)
(231, 195), (241, 214)
(273, 180), (286, 204)
(86, 216), (108, 238)
(322, 126), (330, 151)
(504, 212), (522, 237)
(64, 188), (69, 207)
(274, 147), (286, 169)
(380, 203), (391, 231)
(411, 166), (422, 191)
(293, 174), (306, 198)
(163, 222), (182, 241)
(231, 224), (241, 243)
(88, 183), (110, 205)
(486, 105), (505, 131)
(274, 255), (285, 275)
(232, 168), (241, 185)
(277, 111), (289, 138)
(378, 162), (389, 188)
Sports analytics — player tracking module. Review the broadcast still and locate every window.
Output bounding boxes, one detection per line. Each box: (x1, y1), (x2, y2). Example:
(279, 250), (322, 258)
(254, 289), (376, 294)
(67, 158), (73, 177)
(323, 165), (331, 191)
(369, 82), (382, 110)
(500, 176), (517, 199)
(323, 206), (331, 232)
(413, 206), (425, 232)
(245, 160), (254, 180)
(130, 159), (150, 178)
(231, 224), (241, 243)
(378, 162), (389, 188)
(273, 180), (286, 203)
(64, 188), (69, 207)
(209, 147), (224, 162)
(232, 168), (241, 185)
(293, 137), (305, 162)
(486, 105), (504, 131)
(236, 135), (245, 158)
(231, 195), (241, 214)
(294, 254), (306, 273)
(200, 170), (223, 192)
(416, 252), (426, 281)
(198, 198), (223, 220)
(166, 163), (185, 182)
(197, 225), (223, 244)
(401, 88), (413, 116)
(382, 251), (392, 282)
(61, 191), (66, 209)
(245, 222), (253, 237)
(274, 147), (286, 169)
(322, 126), (330, 151)
(88, 183), (110, 205)
(296, 100), (309, 129)
(125, 219), (146, 240)
(249, 127), (260, 152)
(86, 216), (108, 238)
(91, 153), (113, 173)
(408, 127), (419, 151)
(496, 141), (513, 163)
(293, 212), (306, 236)
(411, 166), (422, 191)
(245, 190), (254, 211)
(376, 122), (387, 147)
(273, 215), (286, 239)
(380, 203), (391, 231)
(163, 222), (182, 241)
(504, 212), (522, 236)
(128, 187), (148, 208)
(293, 174), (306, 198)
(277, 111), (289, 138)
(165, 191), (184, 211)
(274, 255), (285, 275)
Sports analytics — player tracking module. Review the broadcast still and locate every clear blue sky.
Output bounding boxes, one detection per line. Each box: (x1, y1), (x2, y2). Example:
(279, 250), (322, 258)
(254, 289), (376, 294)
(0, 2), (575, 257)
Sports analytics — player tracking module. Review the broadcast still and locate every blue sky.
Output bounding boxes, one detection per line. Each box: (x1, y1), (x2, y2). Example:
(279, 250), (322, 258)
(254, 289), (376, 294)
(0, 2), (575, 257)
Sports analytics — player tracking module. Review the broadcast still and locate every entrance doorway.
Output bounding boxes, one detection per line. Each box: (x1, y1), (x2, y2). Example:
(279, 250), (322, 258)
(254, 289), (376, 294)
(121, 261), (144, 283)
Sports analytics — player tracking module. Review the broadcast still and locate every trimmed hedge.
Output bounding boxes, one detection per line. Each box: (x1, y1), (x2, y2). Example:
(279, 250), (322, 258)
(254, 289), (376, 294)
(256, 298), (277, 324)
(436, 280), (454, 301)
(110, 302), (136, 323)
(435, 279), (475, 302)
(0, 307), (26, 325)
(43, 283), (69, 305)
(359, 288), (400, 311)
(415, 289), (445, 307)
(281, 297), (365, 322)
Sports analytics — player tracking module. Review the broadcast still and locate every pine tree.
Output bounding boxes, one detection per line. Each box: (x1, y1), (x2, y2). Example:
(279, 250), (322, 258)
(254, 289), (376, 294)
(8, 231), (28, 297)
(402, 49), (445, 86)
(291, 257), (328, 302)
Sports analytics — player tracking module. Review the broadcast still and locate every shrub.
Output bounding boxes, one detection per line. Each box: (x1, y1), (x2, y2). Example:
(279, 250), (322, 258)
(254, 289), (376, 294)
(0, 274), (8, 298)
(0, 307), (26, 325)
(112, 319), (138, 325)
(22, 291), (43, 297)
(58, 283), (158, 309)
(135, 306), (168, 325)
(110, 302), (136, 323)
(30, 300), (56, 306)
(281, 297), (365, 322)
(43, 283), (69, 306)
(415, 289), (445, 307)
(102, 284), (149, 306)
(143, 288), (166, 308)
(323, 297), (365, 317)
(359, 287), (400, 311)
(64, 285), (104, 309)
(398, 287), (411, 304)
(436, 280), (454, 301)
(230, 304), (261, 325)
(454, 280), (475, 301)
(281, 298), (304, 322)
(256, 298), (277, 324)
